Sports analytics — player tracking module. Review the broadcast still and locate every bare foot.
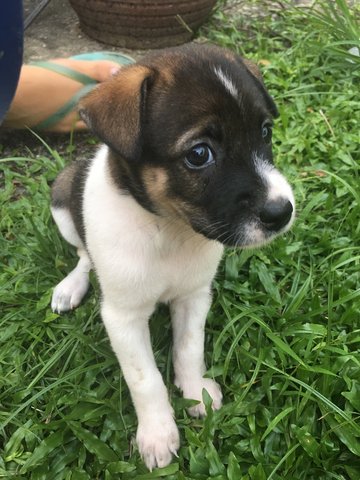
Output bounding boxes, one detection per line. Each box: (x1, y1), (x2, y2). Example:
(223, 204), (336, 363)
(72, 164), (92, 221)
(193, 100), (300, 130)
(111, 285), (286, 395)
(3, 58), (122, 132)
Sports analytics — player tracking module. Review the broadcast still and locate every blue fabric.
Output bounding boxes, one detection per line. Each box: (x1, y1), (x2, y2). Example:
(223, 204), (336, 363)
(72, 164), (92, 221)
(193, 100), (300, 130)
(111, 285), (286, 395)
(0, 0), (23, 124)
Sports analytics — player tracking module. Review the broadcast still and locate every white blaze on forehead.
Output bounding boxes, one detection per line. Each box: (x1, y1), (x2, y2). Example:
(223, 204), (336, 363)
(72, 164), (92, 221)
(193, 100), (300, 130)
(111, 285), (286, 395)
(214, 66), (239, 99)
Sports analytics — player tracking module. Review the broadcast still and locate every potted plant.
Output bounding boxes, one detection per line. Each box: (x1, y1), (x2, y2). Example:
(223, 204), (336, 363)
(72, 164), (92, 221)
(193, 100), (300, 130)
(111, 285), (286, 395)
(69, 0), (217, 49)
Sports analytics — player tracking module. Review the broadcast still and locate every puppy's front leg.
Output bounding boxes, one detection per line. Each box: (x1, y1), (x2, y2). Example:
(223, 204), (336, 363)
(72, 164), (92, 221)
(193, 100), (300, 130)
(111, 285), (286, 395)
(101, 301), (179, 470)
(171, 288), (223, 417)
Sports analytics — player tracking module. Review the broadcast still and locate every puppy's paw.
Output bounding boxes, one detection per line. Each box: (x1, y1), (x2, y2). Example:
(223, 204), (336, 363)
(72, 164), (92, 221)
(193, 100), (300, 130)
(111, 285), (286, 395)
(177, 378), (223, 417)
(136, 415), (180, 471)
(51, 272), (89, 313)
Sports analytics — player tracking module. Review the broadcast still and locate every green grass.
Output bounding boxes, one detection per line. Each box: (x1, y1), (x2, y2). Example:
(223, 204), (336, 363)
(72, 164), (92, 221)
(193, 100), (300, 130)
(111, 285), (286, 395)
(1, 1), (360, 479)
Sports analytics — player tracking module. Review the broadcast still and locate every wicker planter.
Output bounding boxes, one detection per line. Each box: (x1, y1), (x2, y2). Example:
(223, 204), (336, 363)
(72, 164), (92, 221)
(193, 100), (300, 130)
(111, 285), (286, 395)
(69, 0), (217, 49)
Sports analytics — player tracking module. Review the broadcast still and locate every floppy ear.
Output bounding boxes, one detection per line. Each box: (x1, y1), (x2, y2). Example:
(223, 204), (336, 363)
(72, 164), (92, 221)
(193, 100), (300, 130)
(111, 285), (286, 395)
(241, 58), (279, 118)
(242, 58), (264, 82)
(79, 65), (155, 160)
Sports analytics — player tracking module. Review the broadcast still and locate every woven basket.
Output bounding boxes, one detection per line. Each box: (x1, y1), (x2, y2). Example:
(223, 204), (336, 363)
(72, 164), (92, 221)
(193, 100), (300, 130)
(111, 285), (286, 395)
(69, 0), (217, 49)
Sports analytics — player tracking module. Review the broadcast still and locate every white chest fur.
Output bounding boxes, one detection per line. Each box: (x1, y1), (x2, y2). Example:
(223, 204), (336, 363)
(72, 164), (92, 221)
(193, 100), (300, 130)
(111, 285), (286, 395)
(83, 146), (224, 309)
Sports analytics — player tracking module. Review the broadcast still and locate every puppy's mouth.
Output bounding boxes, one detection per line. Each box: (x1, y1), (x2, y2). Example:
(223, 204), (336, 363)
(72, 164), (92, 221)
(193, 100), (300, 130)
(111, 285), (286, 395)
(189, 198), (295, 248)
(242, 197), (295, 247)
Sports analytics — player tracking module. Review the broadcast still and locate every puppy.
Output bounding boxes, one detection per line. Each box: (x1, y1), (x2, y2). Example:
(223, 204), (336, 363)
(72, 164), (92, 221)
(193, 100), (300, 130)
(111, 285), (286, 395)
(50, 44), (295, 470)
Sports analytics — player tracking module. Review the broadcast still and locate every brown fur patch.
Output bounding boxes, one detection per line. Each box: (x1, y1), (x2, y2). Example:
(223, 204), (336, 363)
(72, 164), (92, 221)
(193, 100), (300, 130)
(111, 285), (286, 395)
(158, 65), (176, 85)
(142, 166), (169, 204)
(242, 58), (263, 82)
(79, 65), (154, 159)
(141, 165), (206, 230)
(171, 119), (216, 155)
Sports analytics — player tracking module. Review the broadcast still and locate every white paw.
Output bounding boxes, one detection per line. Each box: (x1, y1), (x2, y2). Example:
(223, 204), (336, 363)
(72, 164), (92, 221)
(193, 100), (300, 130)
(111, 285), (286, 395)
(136, 415), (180, 471)
(51, 270), (89, 313)
(176, 377), (223, 417)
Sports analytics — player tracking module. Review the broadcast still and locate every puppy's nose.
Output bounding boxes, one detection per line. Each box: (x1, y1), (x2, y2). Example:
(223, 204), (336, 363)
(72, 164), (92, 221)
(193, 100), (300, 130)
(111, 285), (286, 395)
(260, 199), (293, 231)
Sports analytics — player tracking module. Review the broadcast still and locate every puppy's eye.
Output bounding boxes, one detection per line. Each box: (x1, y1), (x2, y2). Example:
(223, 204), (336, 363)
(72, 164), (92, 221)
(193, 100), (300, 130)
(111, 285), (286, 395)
(185, 144), (214, 169)
(262, 122), (273, 143)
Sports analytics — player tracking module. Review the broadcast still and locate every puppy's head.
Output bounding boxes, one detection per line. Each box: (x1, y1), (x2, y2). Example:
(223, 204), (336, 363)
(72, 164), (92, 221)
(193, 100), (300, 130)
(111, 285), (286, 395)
(79, 44), (295, 247)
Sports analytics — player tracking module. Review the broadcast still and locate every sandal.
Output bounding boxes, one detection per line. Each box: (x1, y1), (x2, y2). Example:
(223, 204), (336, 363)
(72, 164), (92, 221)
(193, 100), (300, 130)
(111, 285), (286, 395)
(31, 51), (135, 130)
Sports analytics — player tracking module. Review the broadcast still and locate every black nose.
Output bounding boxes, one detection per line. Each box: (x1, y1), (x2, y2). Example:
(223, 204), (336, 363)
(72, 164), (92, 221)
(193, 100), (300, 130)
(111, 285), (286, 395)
(260, 199), (293, 231)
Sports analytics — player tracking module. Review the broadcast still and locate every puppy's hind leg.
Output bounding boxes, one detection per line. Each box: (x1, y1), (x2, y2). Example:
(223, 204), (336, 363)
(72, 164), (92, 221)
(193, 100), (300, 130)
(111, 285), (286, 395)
(51, 206), (91, 313)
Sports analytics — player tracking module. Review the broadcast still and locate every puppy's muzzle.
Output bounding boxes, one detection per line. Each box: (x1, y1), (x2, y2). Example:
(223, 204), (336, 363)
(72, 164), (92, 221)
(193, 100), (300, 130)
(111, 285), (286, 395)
(260, 199), (293, 232)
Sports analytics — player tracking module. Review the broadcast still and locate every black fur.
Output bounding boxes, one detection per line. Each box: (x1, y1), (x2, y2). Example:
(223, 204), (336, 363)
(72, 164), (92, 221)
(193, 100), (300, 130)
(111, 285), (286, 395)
(51, 159), (92, 244)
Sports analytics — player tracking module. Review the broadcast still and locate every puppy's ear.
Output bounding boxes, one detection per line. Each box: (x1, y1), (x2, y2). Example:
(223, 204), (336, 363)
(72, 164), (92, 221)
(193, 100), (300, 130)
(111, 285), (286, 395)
(79, 65), (155, 160)
(242, 58), (279, 118)
(242, 59), (263, 82)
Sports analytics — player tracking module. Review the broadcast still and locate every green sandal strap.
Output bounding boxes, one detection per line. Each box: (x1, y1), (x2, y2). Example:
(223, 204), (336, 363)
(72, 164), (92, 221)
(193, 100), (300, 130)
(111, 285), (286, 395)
(30, 61), (97, 85)
(34, 83), (95, 130)
(30, 52), (135, 130)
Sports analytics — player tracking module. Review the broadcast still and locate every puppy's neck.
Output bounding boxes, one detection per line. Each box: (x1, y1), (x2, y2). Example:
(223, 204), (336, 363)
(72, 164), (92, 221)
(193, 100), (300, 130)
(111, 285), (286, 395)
(104, 147), (212, 253)
(107, 149), (157, 216)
